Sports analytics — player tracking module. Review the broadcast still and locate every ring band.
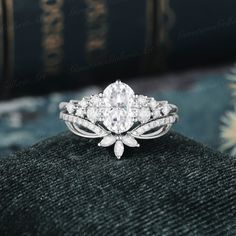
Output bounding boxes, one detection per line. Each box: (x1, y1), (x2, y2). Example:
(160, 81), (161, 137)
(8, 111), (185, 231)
(59, 81), (179, 159)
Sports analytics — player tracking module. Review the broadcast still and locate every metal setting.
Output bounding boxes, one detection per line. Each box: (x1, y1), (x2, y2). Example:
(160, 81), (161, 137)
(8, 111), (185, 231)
(59, 81), (179, 159)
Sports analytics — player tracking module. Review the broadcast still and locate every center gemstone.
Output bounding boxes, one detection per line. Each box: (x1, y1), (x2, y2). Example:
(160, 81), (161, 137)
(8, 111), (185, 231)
(103, 81), (134, 134)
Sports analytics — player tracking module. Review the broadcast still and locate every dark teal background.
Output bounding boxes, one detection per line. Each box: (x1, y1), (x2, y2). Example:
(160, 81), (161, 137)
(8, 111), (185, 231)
(0, 71), (232, 158)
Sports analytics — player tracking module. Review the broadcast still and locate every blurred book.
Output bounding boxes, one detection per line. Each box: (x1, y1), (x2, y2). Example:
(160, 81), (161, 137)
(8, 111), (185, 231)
(0, 0), (236, 99)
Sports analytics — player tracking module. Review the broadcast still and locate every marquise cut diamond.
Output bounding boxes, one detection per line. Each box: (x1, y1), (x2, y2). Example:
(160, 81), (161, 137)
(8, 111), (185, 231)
(87, 107), (98, 123)
(66, 103), (75, 114)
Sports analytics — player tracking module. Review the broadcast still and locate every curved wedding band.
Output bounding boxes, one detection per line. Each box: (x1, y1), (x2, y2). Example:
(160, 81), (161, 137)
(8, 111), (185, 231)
(59, 81), (178, 159)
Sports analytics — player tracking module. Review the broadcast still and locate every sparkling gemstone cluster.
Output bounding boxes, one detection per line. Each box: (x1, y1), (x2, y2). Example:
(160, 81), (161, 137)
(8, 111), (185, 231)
(102, 81), (135, 134)
(65, 98), (88, 116)
(61, 80), (177, 159)
(66, 81), (172, 134)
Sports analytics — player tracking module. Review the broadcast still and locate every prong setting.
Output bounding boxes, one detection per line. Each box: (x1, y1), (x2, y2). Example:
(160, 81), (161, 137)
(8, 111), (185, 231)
(59, 81), (178, 159)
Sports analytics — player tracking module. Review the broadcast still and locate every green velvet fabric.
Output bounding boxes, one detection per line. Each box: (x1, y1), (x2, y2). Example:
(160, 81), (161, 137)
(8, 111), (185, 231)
(0, 132), (235, 236)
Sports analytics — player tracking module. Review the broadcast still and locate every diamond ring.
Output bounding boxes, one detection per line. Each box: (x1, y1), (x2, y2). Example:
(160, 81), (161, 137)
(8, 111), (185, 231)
(59, 81), (178, 159)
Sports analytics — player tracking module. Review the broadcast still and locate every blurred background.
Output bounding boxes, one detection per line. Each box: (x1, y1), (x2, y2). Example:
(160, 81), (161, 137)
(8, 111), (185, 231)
(1, 0), (236, 158)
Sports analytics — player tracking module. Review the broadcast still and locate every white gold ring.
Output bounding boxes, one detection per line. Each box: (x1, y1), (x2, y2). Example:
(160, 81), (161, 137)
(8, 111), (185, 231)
(59, 81), (178, 159)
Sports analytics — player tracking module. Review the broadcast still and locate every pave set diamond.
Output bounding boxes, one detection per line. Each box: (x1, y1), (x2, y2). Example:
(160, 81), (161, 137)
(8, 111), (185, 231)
(65, 81), (172, 134)
(60, 81), (178, 159)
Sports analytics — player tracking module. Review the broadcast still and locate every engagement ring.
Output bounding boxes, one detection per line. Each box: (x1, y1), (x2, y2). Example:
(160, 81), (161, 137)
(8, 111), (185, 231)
(59, 81), (178, 159)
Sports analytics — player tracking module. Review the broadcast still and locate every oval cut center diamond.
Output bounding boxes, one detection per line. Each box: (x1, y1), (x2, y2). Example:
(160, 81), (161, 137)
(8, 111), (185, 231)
(103, 81), (134, 133)
(103, 81), (134, 108)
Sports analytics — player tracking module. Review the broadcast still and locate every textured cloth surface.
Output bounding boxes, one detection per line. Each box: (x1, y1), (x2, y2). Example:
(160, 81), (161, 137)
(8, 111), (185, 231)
(0, 132), (236, 236)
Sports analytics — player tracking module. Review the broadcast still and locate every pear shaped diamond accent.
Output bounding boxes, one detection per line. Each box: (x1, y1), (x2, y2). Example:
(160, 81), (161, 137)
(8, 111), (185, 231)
(162, 104), (172, 116)
(66, 103), (75, 114)
(87, 107), (98, 123)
